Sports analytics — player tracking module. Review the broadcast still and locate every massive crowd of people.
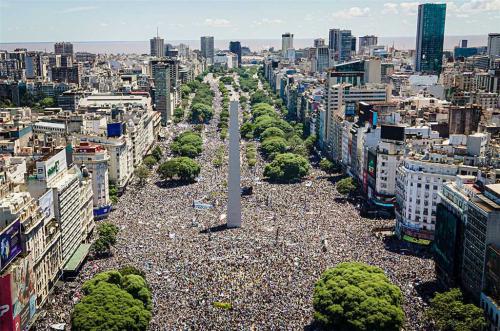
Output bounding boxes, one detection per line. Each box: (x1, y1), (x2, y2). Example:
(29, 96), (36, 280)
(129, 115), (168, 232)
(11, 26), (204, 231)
(37, 74), (436, 330)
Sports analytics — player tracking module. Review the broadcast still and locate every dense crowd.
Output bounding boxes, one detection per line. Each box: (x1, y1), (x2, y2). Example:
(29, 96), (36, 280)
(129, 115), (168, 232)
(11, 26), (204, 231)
(37, 74), (436, 330)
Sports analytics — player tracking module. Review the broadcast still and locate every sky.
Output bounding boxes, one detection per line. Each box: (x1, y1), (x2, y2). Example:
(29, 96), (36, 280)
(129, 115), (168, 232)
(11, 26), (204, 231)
(0, 0), (499, 42)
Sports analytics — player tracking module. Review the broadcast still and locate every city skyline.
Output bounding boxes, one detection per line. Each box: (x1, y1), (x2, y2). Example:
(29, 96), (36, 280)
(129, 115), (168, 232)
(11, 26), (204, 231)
(1, 0), (499, 43)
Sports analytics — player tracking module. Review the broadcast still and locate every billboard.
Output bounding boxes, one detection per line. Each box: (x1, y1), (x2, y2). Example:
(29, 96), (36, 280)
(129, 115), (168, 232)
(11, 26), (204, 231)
(35, 149), (67, 181)
(0, 255), (37, 331)
(381, 125), (405, 141)
(367, 151), (377, 179)
(345, 101), (356, 116)
(0, 220), (22, 272)
(38, 189), (55, 221)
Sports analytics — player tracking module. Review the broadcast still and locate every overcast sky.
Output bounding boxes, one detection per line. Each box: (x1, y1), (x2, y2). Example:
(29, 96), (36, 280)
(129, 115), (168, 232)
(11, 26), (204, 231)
(0, 0), (499, 42)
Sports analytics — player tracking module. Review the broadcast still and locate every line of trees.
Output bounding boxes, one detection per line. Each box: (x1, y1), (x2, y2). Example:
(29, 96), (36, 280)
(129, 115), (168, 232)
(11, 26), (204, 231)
(188, 80), (214, 124)
(241, 89), (312, 182)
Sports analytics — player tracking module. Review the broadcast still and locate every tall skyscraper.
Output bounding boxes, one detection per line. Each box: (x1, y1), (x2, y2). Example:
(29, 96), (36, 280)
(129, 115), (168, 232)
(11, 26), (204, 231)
(415, 3), (446, 73)
(152, 62), (171, 125)
(328, 29), (352, 62)
(201, 36), (215, 64)
(487, 33), (500, 64)
(229, 41), (242, 67)
(281, 33), (294, 57)
(54, 42), (73, 56)
(359, 35), (378, 55)
(150, 30), (165, 57)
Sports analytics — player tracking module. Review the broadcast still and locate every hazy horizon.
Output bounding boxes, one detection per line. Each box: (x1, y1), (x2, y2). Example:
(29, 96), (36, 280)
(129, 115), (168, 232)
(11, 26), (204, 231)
(0, 35), (489, 54)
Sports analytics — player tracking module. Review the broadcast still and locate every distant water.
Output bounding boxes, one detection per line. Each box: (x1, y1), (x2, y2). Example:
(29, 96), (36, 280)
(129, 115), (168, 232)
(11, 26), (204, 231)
(0, 35), (488, 54)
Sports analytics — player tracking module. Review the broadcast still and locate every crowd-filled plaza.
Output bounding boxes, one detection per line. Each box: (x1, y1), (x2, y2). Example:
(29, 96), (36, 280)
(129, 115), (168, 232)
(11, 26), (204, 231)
(37, 75), (436, 331)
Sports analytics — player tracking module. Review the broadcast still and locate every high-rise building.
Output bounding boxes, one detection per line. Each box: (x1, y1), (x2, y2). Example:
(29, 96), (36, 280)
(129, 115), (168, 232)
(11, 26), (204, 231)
(314, 38), (325, 48)
(359, 35), (378, 55)
(200, 36), (215, 64)
(54, 42), (73, 56)
(487, 33), (500, 63)
(281, 32), (294, 57)
(229, 41), (242, 67)
(150, 31), (165, 57)
(328, 29), (352, 62)
(351, 36), (357, 53)
(415, 3), (446, 73)
(314, 45), (330, 73)
(152, 63), (171, 125)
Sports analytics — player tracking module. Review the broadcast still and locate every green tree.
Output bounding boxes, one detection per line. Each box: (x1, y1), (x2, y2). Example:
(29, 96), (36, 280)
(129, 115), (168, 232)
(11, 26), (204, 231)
(336, 177), (357, 195)
(173, 107), (184, 123)
(241, 122), (255, 139)
(40, 97), (55, 108)
(320, 158), (339, 174)
(91, 223), (119, 257)
(252, 103), (277, 119)
(170, 131), (203, 158)
(190, 103), (213, 123)
(313, 262), (404, 331)
(250, 90), (272, 105)
(72, 271), (152, 331)
(261, 136), (288, 159)
(426, 289), (486, 331)
(134, 165), (150, 185)
(261, 127), (285, 140)
(143, 156), (157, 169)
(304, 135), (317, 153)
(180, 84), (191, 98)
(151, 146), (163, 162)
(157, 157), (201, 182)
(220, 76), (234, 85)
(264, 153), (310, 182)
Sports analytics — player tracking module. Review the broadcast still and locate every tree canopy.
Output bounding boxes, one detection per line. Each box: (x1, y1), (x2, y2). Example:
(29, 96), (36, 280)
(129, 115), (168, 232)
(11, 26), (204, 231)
(264, 153), (310, 182)
(91, 222), (119, 257)
(313, 262), (404, 331)
(261, 136), (288, 159)
(190, 103), (213, 124)
(336, 177), (357, 195)
(171, 131), (203, 158)
(261, 127), (285, 140)
(157, 157), (201, 182)
(426, 288), (486, 331)
(72, 270), (152, 331)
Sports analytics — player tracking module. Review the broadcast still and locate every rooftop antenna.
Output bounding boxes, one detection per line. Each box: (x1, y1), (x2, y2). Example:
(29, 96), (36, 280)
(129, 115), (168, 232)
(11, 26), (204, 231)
(157, 27), (159, 38)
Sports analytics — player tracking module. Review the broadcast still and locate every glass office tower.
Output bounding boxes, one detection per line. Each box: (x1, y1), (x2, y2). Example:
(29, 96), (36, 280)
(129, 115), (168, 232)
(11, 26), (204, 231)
(415, 3), (446, 73)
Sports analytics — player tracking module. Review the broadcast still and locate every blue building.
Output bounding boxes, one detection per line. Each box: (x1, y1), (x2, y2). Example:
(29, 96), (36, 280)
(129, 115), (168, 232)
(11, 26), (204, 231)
(415, 3), (446, 73)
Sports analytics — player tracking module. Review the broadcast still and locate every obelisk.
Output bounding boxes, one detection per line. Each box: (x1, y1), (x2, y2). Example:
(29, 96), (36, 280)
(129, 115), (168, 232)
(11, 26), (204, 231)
(227, 100), (241, 228)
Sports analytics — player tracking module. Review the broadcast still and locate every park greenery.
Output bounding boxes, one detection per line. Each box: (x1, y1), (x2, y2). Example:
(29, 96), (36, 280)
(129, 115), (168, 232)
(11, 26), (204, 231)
(171, 131), (203, 158)
(91, 222), (120, 257)
(71, 269), (152, 331)
(426, 289), (486, 331)
(313, 262), (405, 331)
(157, 157), (201, 183)
(336, 177), (357, 195)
